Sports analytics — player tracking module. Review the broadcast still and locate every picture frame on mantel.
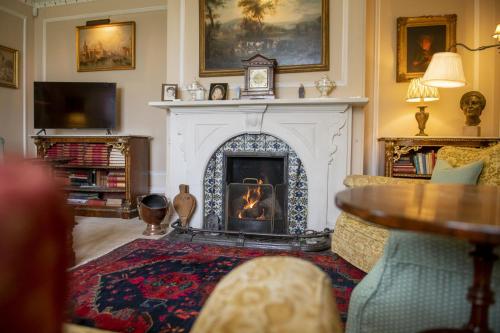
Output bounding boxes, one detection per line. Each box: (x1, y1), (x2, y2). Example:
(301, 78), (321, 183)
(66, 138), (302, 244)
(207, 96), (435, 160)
(199, 0), (329, 77)
(396, 14), (456, 82)
(0, 45), (19, 89)
(76, 21), (135, 72)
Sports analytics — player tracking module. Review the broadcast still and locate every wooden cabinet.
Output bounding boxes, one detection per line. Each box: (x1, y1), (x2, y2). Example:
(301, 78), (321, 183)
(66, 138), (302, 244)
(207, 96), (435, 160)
(378, 137), (499, 179)
(32, 135), (150, 218)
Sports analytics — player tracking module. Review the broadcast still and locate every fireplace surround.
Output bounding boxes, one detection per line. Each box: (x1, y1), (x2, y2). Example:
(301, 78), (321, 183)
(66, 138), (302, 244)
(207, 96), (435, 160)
(150, 98), (368, 232)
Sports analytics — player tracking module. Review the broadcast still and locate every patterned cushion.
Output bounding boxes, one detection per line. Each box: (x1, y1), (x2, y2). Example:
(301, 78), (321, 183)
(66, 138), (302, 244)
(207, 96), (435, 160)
(191, 256), (342, 333)
(436, 144), (499, 185)
(346, 231), (500, 333)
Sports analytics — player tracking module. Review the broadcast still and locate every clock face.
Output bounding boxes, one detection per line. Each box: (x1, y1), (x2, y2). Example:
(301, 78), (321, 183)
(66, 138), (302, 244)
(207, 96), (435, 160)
(249, 68), (269, 89)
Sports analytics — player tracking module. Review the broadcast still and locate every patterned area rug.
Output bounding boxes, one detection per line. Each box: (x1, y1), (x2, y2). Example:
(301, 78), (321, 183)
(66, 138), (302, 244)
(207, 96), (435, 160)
(67, 239), (365, 333)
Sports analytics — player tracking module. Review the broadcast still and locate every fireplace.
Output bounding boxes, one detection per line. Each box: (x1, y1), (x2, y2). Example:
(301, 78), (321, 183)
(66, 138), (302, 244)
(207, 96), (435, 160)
(204, 134), (307, 234)
(224, 153), (287, 234)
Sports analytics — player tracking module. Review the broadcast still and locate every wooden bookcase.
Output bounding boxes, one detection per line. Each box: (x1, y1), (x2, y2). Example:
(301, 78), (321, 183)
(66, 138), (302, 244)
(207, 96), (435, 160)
(32, 135), (150, 218)
(379, 137), (499, 179)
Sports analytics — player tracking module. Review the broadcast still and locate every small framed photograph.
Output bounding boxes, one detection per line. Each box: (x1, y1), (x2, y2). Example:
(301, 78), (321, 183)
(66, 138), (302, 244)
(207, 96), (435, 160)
(161, 84), (178, 101)
(209, 83), (228, 100)
(0, 45), (19, 89)
(397, 14), (456, 82)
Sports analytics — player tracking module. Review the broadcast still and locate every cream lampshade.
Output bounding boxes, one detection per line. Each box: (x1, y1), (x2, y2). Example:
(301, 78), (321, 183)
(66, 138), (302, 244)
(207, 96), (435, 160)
(406, 78), (439, 136)
(421, 52), (466, 88)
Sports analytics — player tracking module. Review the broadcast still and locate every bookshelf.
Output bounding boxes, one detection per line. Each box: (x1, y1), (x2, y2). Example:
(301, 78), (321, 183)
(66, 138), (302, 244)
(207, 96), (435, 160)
(379, 137), (499, 179)
(32, 135), (150, 218)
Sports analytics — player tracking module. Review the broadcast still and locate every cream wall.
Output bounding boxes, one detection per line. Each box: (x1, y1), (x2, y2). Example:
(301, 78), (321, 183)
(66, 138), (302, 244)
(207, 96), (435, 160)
(33, 0), (168, 191)
(0, 0), (33, 155)
(365, 0), (500, 175)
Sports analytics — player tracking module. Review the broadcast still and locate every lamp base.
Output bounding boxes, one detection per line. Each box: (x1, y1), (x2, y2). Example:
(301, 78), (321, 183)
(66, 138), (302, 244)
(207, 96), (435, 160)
(415, 106), (429, 136)
(463, 125), (481, 137)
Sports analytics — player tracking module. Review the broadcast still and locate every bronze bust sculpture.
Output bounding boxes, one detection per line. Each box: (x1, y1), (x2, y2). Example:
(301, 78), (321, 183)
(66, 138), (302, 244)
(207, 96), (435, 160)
(460, 91), (486, 126)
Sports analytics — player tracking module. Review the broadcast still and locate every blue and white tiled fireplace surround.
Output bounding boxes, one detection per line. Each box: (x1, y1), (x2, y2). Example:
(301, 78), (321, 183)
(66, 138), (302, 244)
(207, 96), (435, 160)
(158, 98), (367, 232)
(204, 134), (308, 234)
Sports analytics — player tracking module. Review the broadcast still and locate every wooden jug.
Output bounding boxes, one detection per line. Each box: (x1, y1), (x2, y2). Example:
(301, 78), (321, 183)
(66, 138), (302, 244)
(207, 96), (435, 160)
(173, 184), (196, 227)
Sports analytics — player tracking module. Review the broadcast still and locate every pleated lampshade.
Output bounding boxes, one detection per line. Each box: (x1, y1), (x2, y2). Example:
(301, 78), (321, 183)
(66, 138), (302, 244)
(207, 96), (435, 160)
(422, 52), (466, 88)
(406, 78), (440, 103)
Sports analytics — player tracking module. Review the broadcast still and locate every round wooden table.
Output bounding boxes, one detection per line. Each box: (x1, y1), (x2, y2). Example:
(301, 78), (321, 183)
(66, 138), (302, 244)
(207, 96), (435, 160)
(335, 183), (500, 333)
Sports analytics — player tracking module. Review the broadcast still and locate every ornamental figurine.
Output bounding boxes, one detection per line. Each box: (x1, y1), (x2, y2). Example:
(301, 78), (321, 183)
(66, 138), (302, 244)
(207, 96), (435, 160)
(460, 91), (486, 126)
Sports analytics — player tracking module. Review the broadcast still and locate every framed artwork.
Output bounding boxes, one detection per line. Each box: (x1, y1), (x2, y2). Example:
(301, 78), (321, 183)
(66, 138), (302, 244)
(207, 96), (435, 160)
(162, 84), (178, 101)
(209, 83), (228, 100)
(397, 14), (456, 82)
(199, 0), (329, 77)
(0, 45), (19, 89)
(76, 21), (135, 72)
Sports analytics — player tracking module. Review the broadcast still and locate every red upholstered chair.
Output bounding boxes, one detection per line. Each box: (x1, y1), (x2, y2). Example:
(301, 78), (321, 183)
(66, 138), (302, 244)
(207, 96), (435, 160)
(0, 158), (73, 333)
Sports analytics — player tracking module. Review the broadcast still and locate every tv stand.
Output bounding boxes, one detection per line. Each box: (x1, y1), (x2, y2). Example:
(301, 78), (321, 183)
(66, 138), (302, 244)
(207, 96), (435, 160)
(31, 135), (150, 219)
(106, 129), (112, 135)
(36, 129), (47, 135)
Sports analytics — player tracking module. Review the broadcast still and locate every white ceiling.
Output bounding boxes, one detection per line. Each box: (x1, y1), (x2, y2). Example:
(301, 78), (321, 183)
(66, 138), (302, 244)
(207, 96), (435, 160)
(19, 0), (96, 9)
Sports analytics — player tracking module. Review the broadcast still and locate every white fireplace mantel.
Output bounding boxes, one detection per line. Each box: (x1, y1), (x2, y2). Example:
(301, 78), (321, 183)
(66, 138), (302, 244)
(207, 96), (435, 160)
(149, 97), (368, 231)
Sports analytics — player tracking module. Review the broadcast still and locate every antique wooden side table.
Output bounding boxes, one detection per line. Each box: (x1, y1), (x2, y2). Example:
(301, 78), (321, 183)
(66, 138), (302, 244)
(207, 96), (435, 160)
(335, 184), (500, 333)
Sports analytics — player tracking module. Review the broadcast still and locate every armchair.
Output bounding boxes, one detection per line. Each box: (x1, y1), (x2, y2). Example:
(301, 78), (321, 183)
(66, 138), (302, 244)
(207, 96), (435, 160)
(332, 143), (500, 273)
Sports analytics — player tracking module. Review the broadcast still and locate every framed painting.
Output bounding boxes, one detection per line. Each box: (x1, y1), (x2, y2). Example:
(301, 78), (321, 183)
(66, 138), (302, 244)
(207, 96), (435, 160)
(76, 21), (135, 72)
(397, 14), (456, 82)
(0, 45), (19, 89)
(199, 0), (329, 77)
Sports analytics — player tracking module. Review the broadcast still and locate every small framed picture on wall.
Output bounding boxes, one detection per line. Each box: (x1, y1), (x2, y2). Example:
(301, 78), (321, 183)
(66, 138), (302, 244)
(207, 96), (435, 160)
(396, 14), (456, 82)
(161, 84), (178, 101)
(208, 83), (228, 100)
(0, 45), (19, 89)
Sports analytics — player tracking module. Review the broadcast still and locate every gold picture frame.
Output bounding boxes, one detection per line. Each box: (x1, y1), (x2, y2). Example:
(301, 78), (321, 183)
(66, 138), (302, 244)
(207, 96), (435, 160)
(199, 0), (329, 77)
(397, 14), (456, 82)
(76, 21), (135, 72)
(0, 45), (19, 89)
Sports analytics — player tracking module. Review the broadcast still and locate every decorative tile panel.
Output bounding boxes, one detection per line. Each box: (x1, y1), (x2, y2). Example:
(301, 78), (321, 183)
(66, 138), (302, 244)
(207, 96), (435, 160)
(203, 134), (308, 233)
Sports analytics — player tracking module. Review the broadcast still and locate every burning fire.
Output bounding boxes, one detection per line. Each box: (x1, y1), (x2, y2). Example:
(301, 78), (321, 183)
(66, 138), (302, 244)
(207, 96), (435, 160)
(237, 179), (266, 220)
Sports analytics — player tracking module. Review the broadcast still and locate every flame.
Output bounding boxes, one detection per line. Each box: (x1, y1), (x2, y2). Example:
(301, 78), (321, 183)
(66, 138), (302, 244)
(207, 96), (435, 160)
(237, 179), (266, 220)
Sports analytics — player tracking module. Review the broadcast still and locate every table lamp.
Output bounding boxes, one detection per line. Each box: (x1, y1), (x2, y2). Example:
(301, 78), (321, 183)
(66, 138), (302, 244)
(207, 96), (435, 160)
(422, 24), (500, 88)
(406, 77), (439, 136)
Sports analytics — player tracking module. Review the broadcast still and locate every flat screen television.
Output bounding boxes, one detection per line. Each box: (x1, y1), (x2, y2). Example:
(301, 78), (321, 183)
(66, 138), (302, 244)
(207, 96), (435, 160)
(34, 81), (116, 129)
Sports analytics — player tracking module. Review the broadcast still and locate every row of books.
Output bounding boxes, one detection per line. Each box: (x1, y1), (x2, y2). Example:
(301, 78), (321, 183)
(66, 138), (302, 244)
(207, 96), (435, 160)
(392, 151), (436, 176)
(45, 143), (125, 166)
(66, 193), (123, 207)
(55, 170), (126, 188)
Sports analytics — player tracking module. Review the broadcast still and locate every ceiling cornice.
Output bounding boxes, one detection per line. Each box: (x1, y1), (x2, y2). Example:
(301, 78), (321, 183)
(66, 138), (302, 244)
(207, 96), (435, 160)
(19, 0), (97, 9)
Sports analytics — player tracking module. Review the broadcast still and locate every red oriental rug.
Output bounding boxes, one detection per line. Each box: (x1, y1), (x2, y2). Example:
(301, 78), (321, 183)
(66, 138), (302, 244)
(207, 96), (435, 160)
(67, 239), (365, 333)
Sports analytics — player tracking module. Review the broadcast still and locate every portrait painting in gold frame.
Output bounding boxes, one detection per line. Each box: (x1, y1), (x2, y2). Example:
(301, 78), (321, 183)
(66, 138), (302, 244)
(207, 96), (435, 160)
(397, 15), (456, 82)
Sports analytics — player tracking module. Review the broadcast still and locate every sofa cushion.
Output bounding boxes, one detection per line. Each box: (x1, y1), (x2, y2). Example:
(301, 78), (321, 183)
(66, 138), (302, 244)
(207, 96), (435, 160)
(436, 144), (499, 185)
(430, 159), (484, 184)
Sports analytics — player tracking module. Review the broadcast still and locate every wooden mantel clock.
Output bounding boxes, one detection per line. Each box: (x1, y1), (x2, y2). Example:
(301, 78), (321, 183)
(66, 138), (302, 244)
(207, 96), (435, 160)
(241, 54), (277, 100)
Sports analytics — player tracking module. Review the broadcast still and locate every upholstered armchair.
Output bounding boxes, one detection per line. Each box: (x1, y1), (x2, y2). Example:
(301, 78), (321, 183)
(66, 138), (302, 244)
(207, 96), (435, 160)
(332, 143), (500, 273)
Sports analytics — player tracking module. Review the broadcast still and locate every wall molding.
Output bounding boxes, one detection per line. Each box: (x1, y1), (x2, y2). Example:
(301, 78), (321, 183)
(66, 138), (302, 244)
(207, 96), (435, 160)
(0, 6), (28, 156)
(42, 4), (167, 80)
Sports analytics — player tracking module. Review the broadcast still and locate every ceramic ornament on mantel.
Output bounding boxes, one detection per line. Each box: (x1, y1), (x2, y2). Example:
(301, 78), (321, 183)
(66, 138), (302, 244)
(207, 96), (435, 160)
(173, 184), (196, 228)
(314, 75), (336, 98)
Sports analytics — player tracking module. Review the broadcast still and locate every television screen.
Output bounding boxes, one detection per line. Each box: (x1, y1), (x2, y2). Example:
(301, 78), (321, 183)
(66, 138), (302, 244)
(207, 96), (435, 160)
(34, 81), (116, 129)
